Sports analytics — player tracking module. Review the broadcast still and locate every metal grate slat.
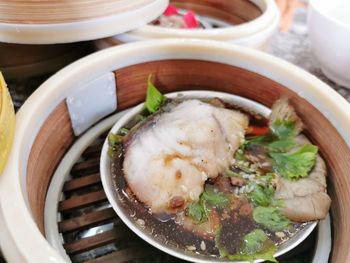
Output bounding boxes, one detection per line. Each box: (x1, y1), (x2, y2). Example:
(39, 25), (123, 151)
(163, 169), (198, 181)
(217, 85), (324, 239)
(59, 208), (116, 234)
(63, 173), (101, 192)
(64, 227), (135, 255)
(58, 190), (107, 213)
(84, 245), (159, 263)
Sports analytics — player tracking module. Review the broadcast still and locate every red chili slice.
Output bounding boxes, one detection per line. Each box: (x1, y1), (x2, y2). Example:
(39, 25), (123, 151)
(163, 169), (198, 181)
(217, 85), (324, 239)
(246, 126), (270, 136)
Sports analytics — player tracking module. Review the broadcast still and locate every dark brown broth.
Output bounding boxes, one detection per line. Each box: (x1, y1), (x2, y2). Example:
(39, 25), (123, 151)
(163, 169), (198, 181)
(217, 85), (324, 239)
(110, 98), (304, 257)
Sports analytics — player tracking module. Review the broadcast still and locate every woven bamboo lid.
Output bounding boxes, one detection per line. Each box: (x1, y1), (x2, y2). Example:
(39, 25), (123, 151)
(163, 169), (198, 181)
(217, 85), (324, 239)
(0, 0), (168, 44)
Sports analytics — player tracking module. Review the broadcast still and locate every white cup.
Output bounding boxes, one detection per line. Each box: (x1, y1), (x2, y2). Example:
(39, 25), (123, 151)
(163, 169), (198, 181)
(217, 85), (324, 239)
(308, 0), (350, 88)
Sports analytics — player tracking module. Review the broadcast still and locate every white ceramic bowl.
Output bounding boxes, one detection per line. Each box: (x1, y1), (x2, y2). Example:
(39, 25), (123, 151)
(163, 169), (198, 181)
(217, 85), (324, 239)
(96, 0), (280, 51)
(100, 90), (317, 263)
(308, 0), (350, 88)
(0, 39), (346, 263)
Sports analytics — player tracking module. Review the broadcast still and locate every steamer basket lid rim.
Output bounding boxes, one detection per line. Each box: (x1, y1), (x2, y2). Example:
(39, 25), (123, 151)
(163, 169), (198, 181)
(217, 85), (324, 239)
(0, 0), (169, 44)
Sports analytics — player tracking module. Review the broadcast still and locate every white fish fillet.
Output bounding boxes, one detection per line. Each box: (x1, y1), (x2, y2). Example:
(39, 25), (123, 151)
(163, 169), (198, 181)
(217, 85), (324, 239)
(123, 99), (248, 213)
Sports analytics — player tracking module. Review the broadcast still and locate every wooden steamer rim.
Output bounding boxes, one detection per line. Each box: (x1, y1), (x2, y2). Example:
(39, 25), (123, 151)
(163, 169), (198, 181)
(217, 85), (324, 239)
(0, 39), (349, 262)
(0, 0), (168, 44)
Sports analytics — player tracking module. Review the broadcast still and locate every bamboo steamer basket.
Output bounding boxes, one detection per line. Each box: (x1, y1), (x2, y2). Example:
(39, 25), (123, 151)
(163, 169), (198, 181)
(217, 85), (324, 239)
(0, 72), (15, 175)
(0, 39), (347, 262)
(95, 0), (279, 51)
(0, 0), (168, 44)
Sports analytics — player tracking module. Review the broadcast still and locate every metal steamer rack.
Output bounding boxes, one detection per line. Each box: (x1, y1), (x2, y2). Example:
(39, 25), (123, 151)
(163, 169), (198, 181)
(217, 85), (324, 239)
(45, 111), (323, 263)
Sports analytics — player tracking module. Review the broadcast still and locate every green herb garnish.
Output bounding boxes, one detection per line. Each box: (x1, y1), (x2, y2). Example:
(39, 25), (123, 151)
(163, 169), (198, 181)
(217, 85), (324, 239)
(225, 170), (242, 178)
(215, 228), (229, 258)
(202, 185), (230, 208)
(119, 127), (129, 136)
(270, 120), (297, 140)
(253, 206), (290, 232)
(216, 229), (277, 263)
(239, 229), (277, 260)
(270, 144), (318, 180)
(188, 202), (208, 223)
(247, 183), (275, 207)
(107, 132), (123, 157)
(268, 120), (297, 152)
(244, 135), (270, 148)
(242, 119), (318, 180)
(188, 185), (229, 223)
(145, 74), (166, 113)
(268, 138), (296, 152)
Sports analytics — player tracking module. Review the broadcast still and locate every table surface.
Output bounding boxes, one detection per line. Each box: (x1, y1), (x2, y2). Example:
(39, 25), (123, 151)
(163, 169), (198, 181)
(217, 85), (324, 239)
(270, 7), (350, 98)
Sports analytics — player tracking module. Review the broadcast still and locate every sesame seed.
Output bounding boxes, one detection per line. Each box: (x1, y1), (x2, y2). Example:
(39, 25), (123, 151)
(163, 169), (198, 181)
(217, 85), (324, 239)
(186, 245), (196, 251)
(276, 232), (286, 238)
(200, 241), (206, 251)
(136, 219), (145, 227)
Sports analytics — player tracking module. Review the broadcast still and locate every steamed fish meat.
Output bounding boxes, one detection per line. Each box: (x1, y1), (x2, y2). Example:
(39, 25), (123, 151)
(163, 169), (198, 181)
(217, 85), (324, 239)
(123, 99), (248, 213)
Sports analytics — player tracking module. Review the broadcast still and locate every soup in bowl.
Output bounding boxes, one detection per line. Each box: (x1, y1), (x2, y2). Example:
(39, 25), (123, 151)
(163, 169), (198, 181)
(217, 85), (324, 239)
(100, 83), (329, 262)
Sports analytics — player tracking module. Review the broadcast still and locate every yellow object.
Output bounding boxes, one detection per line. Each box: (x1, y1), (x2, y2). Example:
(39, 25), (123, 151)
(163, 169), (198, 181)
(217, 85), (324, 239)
(0, 72), (15, 174)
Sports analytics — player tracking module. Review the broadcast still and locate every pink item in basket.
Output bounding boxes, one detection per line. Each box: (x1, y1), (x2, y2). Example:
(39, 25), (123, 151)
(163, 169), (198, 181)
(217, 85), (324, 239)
(160, 5), (199, 29)
(163, 5), (179, 16)
(183, 11), (199, 28)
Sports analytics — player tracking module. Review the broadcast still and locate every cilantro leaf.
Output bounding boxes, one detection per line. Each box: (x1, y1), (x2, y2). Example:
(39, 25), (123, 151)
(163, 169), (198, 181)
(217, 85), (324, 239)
(188, 202), (207, 223)
(247, 183), (275, 207)
(216, 228), (277, 263)
(188, 185), (229, 223)
(202, 185), (230, 209)
(228, 244), (277, 263)
(145, 74), (166, 113)
(270, 144), (318, 180)
(268, 138), (296, 152)
(244, 135), (270, 147)
(266, 120), (298, 152)
(253, 206), (290, 232)
(240, 229), (274, 255)
(270, 120), (297, 139)
(244, 121), (297, 153)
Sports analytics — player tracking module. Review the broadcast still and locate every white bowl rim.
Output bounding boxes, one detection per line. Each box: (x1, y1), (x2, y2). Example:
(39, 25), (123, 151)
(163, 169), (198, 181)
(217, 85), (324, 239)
(0, 38), (348, 262)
